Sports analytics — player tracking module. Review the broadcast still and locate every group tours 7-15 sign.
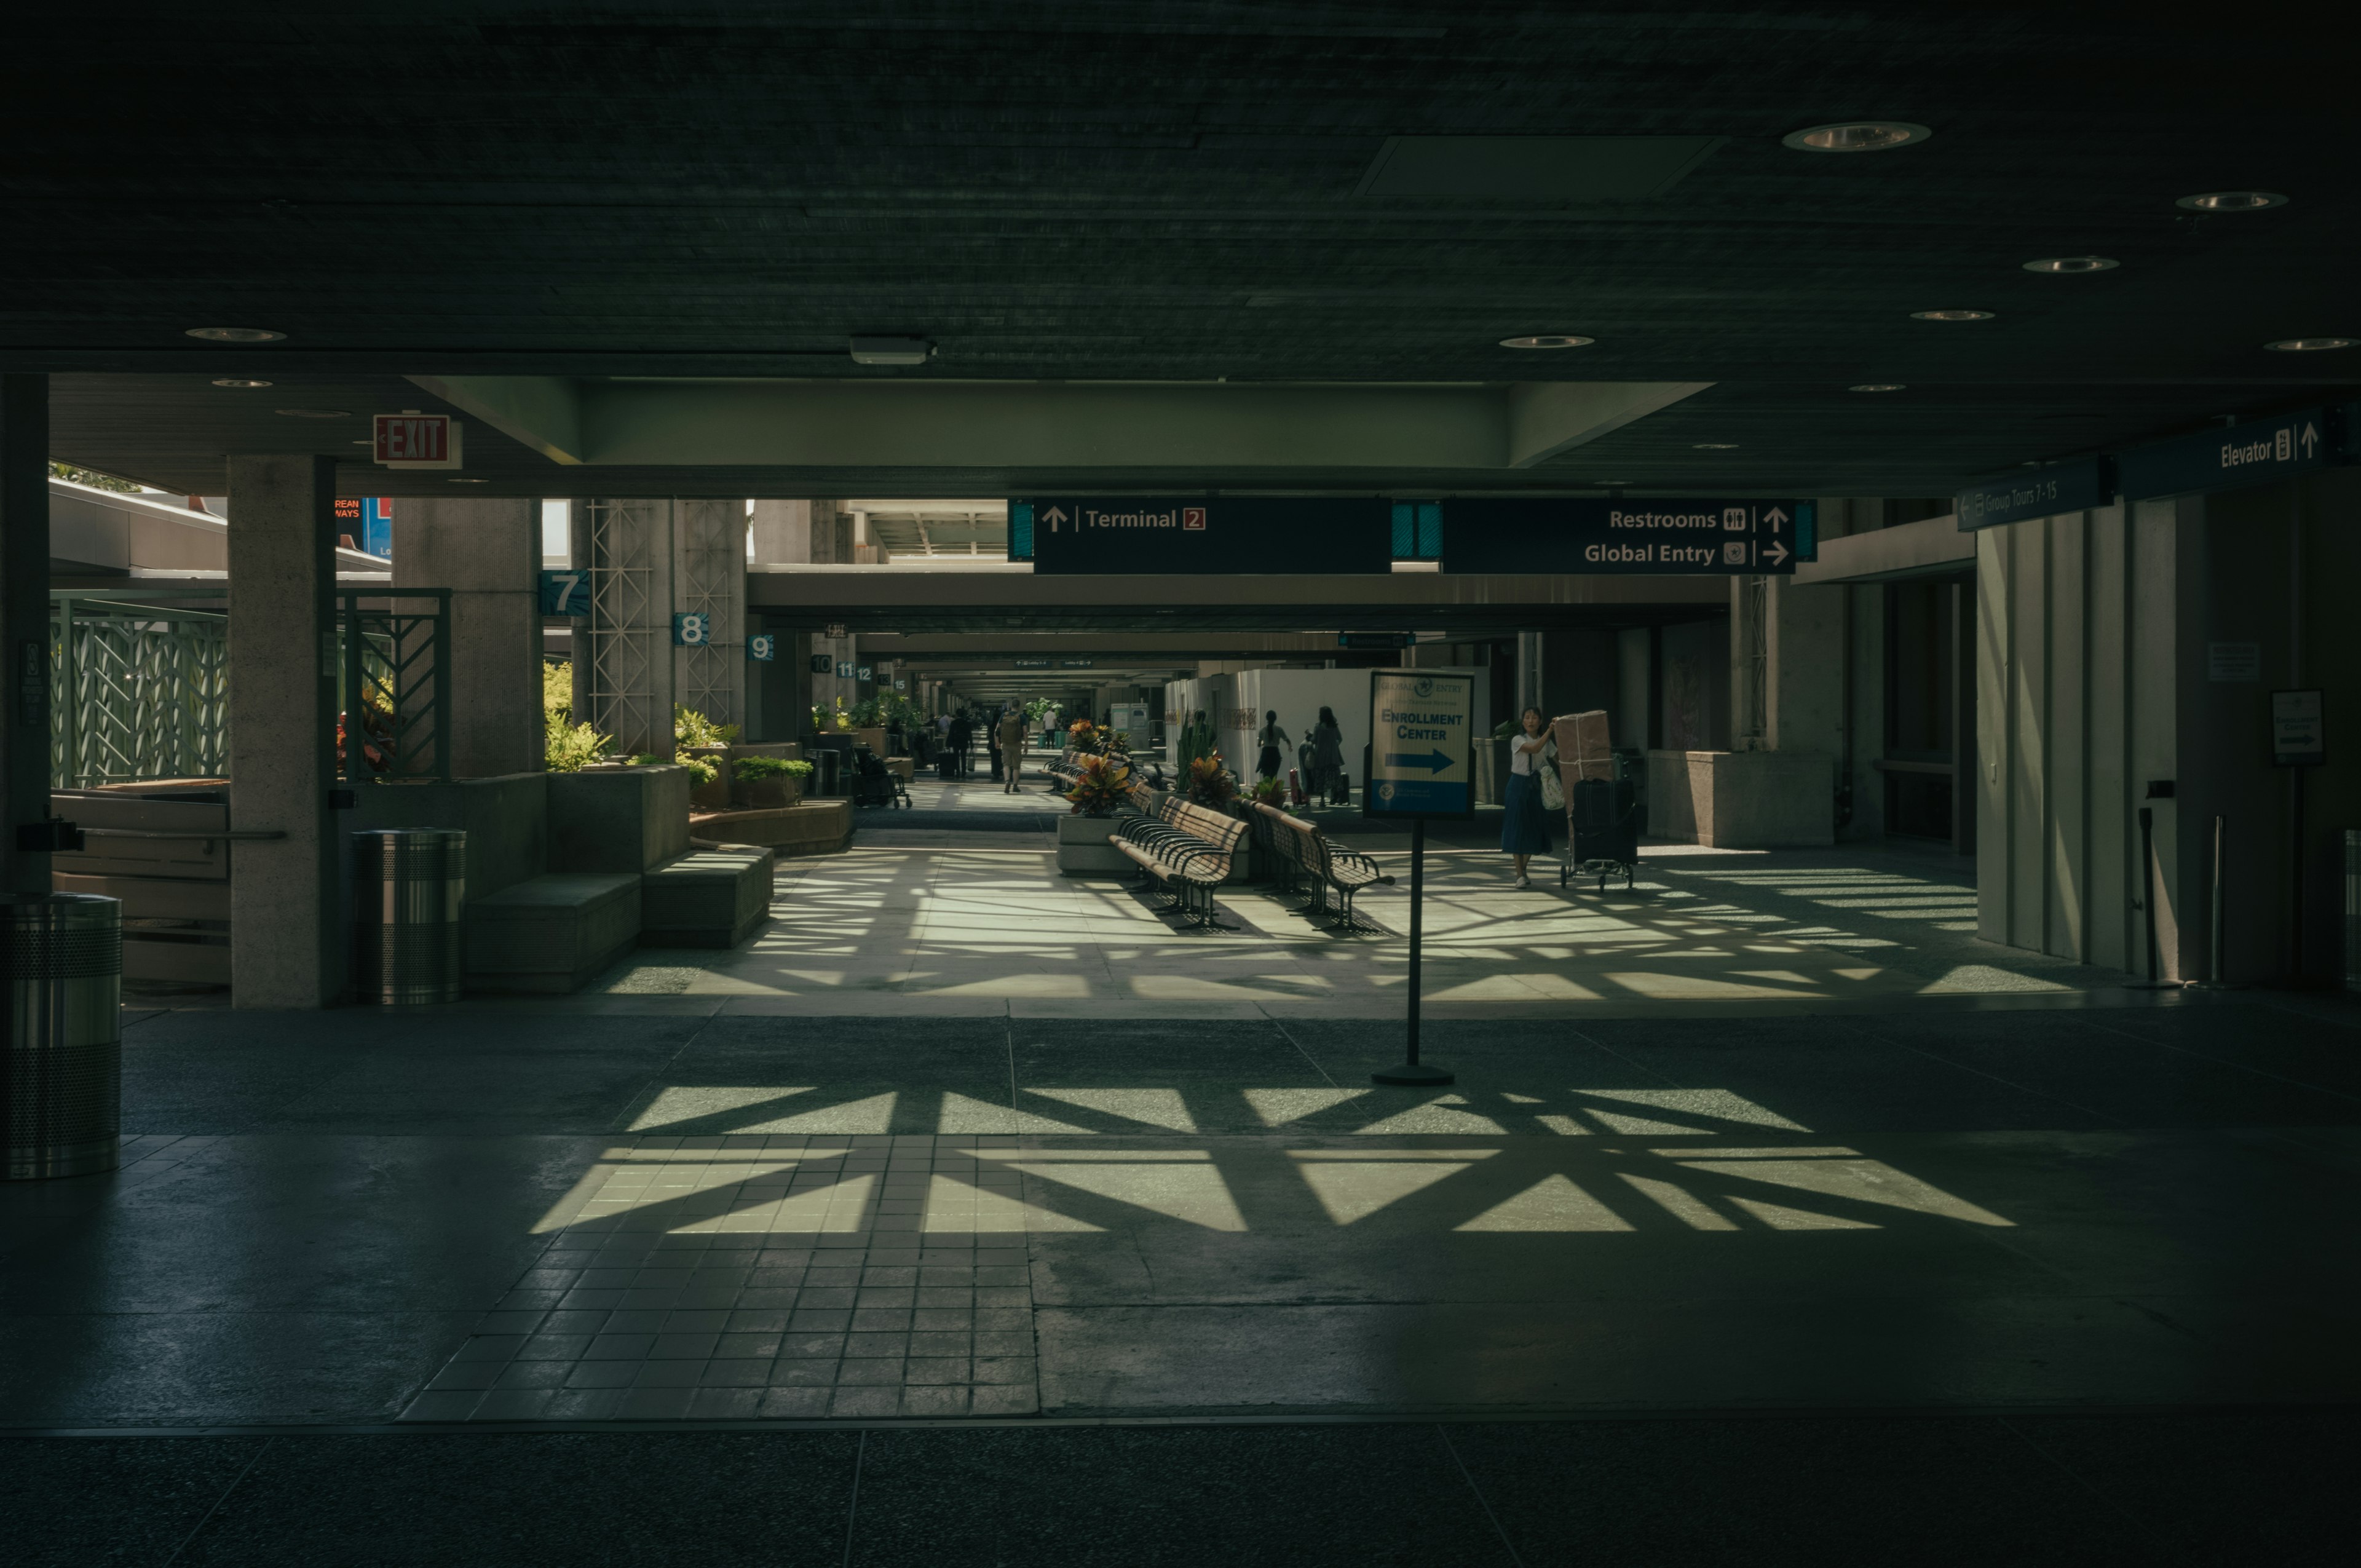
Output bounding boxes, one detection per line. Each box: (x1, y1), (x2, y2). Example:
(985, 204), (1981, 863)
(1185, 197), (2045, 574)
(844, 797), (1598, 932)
(1366, 669), (1474, 820)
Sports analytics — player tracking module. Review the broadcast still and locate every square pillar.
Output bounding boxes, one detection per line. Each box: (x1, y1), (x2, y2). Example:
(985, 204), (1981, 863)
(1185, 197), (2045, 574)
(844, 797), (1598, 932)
(1, 374), (49, 896)
(392, 496), (541, 777)
(227, 454), (341, 1007)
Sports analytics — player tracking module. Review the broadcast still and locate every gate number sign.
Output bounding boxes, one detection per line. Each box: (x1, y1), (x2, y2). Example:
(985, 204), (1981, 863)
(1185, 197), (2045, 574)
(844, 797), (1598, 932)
(672, 612), (712, 645)
(747, 633), (776, 662)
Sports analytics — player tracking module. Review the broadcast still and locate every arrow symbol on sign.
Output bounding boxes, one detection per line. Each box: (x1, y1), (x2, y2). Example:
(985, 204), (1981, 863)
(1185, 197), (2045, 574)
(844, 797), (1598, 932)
(1763, 539), (1790, 566)
(1765, 505), (1789, 531)
(1384, 749), (1454, 774)
(1039, 505), (1069, 532)
(2300, 423), (2319, 458)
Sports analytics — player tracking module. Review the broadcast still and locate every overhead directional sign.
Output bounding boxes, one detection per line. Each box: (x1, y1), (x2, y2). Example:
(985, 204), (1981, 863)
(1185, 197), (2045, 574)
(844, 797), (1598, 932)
(1013, 497), (1391, 575)
(1957, 457), (2114, 531)
(1365, 668), (1474, 821)
(1442, 498), (1811, 574)
(2118, 406), (2331, 500)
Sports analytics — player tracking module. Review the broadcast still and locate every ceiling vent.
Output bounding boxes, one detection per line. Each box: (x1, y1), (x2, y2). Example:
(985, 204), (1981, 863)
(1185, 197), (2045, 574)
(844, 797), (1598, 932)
(1355, 136), (1722, 200)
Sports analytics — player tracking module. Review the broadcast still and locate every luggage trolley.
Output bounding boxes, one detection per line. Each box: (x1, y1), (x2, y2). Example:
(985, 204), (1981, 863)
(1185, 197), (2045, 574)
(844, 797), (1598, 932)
(1551, 710), (1642, 892)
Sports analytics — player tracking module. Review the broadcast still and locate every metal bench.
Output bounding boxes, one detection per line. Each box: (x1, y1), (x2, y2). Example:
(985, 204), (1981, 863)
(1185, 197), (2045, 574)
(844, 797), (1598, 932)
(1110, 796), (1246, 928)
(1252, 801), (1394, 930)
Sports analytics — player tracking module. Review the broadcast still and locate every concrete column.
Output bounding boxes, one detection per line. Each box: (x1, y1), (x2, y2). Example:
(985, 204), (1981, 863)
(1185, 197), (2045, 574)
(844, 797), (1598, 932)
(1767, 577), (1844, 751)
(392, 497), (540, 778)
(749, 499), (811, 564)
(1514, 631), (1544, 719)
(227, 454), (341, 1007)
(1, 374), (49, 895)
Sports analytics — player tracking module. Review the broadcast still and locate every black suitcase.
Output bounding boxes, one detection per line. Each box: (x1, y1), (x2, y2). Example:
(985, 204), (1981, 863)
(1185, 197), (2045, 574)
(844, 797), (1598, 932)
(1570, 777), (1637, 866)
(937, 753), (957, 780)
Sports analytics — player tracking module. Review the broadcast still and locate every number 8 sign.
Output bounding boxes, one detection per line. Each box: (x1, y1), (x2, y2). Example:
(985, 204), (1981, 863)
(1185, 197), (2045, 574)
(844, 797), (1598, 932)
(672, 612), (711, 646)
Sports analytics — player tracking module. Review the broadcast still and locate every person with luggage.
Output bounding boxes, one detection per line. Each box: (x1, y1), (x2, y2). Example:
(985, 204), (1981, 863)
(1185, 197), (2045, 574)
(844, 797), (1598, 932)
(1306, 706), (1344, 804)
(997, 704), (1028, 793)
(1501, 706), (1554, 888)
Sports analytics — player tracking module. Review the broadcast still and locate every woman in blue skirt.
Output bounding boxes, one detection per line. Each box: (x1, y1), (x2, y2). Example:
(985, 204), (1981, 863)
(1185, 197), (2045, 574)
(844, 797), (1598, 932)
(1500, 707), (1554, 888)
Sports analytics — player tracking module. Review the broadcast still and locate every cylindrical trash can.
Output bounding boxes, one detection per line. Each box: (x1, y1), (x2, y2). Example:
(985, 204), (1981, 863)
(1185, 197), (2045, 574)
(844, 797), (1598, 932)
(813, 748), (841, 799)
(353, 829), (465, 1005)
(4, 892), (122, 1181)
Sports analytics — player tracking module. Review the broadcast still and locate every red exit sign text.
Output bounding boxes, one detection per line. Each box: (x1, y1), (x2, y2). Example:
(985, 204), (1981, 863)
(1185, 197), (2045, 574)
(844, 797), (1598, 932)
(373, 413), (463, 469)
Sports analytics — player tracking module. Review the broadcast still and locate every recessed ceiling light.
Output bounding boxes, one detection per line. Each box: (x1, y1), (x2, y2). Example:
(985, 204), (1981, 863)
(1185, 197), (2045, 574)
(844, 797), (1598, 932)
(212, 377), (272, 389)
(848, 336), (933, 365)
(1692, 443), (1739, 450)
(1849, 384), (1907, 392)
(2177, 191), (2287, 212)
(1781, 121), (1931, 153)
(274, 408), (350, 419)
(184, 326), (285, 343)
(2263, 337), (2356, 352)
(1500, 335), (1595, 349)
(1911, 309), (1996, 321)
(2022, 255), (2118, 274)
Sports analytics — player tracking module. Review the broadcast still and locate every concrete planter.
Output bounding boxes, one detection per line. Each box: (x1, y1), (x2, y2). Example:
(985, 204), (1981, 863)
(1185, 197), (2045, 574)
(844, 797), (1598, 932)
(1056, 812), (1133, 876)
(731, 777), (791, 810)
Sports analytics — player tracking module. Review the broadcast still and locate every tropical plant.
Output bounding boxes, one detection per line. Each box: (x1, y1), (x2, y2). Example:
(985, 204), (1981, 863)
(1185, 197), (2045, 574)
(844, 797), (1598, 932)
(1247, 775), (1285, 805)
(1185, 752), (1237, 808)
(339, 689), (398, 775)
(541, 660), (611, 772)
(1022, 697), (1058, 726)
(1063, 752), (1136, 817)
(1064, 719), (1131, 758)
(49, 461), (141, 493)
(633, 750), (718, 785)
(674, 704), (740, 748)
(734, 755), (812, 781)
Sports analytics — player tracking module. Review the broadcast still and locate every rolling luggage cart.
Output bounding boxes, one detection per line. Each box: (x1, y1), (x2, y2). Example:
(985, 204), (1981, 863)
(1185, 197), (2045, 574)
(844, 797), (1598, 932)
(1552, 711), (1642, 892)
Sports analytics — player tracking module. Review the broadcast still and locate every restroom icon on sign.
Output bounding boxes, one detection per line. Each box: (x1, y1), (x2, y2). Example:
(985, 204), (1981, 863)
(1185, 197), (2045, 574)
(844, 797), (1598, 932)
(1723, 508), (1748, 530)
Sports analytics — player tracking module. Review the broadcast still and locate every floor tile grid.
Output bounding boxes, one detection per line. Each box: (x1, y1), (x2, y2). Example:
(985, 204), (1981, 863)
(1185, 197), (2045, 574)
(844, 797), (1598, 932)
(401, 1133), (1040, 1422)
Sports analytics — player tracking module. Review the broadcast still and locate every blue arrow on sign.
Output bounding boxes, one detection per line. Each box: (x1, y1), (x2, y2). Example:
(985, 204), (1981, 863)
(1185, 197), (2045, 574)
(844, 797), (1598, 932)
(1385, 749), (1454, 774)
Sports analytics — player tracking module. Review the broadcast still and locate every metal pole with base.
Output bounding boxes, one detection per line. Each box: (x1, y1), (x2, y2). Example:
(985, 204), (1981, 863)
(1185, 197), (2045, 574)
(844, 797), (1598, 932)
(1373, 818), (1453, 1087)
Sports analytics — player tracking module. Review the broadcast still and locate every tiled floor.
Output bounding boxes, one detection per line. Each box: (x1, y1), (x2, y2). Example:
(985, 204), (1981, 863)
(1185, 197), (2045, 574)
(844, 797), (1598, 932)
(403, 1136), (1040, 1422)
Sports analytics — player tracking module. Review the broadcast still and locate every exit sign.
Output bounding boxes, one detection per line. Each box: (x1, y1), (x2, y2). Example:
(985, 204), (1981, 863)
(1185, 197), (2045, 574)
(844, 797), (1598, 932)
(374, 413), (464, 470)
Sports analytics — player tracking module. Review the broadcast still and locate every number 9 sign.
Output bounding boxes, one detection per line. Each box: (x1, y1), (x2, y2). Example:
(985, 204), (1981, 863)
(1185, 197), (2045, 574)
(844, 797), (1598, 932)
(747, 633), (776, 663)
(671, 612), (711, 646)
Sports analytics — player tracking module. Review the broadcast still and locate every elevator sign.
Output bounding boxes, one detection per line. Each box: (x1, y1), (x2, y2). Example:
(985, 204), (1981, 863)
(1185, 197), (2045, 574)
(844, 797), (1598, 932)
(373, 413), (463, 470)
(1366, 668), (1474, 821)
(2117, 406), (2330, 499)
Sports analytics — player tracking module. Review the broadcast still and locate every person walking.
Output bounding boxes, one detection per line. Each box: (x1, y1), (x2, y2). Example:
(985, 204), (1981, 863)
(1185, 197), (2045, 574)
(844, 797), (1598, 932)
(1306, 705), (1345, 804)
(1501, 706), (1554, 888)
(997, 704), (1028, 793)
(1254, 710), (1292, 781)
(949, 710), (973, 778)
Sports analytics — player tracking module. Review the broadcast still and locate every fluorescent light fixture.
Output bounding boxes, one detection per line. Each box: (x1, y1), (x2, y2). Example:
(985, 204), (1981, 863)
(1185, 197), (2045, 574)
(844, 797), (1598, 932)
(2177, 191), (2287, 212)
(212, 378), (271, 388)
(274, 408), (349, 419)
(448, 477), (489, 483)
(1691, 443), (1738, 450)
(1910, 309), (1995, 321)
(2263, 338), (2356, 352)
(1781, 121), (1931, 152)
(1849, 384), (1906, 392)
(2022, 255), (2118, 273)
(1500, 335), (1596, 349)
(184, 326), (285, 343)
(849, 336), (934, 365)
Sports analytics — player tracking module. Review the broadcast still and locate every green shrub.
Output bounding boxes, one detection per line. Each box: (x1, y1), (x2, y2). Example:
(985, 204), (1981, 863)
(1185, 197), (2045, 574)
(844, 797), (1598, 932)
(674, 705), (740, 749)
(630, 751), (718, 786)
(734, 756), (812, 781)
(542, 663), (611, 771)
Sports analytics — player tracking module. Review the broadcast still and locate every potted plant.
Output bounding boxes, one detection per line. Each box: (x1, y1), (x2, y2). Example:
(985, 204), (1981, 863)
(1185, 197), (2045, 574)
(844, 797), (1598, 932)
(1182, 752), (1252, 881)
(732, 754), (811, 809)
(1055, 752), (1139, 875)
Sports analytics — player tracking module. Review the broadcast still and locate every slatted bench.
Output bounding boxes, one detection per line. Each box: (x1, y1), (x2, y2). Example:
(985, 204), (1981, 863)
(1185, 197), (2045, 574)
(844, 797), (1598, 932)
(1045, 750), (1087, 792)
(1252, 801), (1395, 930)
(1110, 796), (1246, 928)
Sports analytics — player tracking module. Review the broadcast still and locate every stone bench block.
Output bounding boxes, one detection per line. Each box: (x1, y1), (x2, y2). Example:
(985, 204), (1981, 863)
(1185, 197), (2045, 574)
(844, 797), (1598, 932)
(641, 850), (772, 949)
(464, 873), (640, 993)
(690, 801), (853, 858)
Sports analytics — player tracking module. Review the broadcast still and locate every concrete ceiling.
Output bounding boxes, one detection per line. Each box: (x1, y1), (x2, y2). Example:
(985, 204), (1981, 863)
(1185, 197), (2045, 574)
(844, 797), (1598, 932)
(10, 7), (2357, 497)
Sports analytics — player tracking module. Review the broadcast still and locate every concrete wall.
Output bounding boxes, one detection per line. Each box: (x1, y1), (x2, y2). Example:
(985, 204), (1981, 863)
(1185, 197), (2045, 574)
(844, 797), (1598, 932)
(350, 774), (549, 903)
(547, 766), (693, 875)
(1658, 619), (1728, 751)
(1648, 750), (1836, 847)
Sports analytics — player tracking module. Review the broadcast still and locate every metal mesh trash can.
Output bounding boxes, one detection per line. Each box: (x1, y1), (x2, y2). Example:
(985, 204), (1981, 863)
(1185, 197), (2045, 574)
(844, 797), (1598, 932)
(4, 892), (122, 1181)
(354, 829), (465, 1005)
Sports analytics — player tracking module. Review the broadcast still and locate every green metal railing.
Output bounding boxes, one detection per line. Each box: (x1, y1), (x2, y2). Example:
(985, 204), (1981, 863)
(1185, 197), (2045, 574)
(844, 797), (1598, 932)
(49, 587), (452, 788)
